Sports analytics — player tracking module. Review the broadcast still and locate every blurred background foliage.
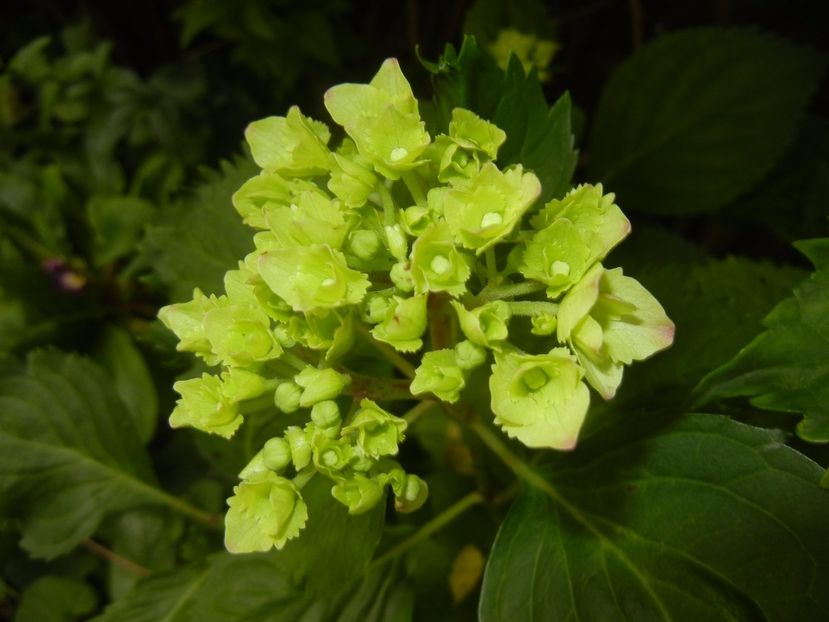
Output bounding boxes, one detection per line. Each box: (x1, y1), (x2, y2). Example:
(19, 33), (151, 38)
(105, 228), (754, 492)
(0, 1), (827, 620)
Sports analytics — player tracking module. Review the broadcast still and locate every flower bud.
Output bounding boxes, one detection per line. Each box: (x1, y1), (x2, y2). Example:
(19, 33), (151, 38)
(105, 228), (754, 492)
(342, 399), (407, 458)
(348, 229), (382, 262)
(225, 472), (308, 552)
(384, 224), (408, 261)
(284, 426), (312, 470)
(170, 374), (242, 438)
(389, 261), (414, 292)
(531, 313), (557, 336)
(394, 474), (429, 513)
(313, 438), (354, 474)
(262, 437), (292, 471)
(410, 349), (466, 403)
(294, 367), (350, 407)
(331, 474), (386, 515)
(410, 223), (472, 297)
(370, 294), (428, 352)
(310, 400), (341, 431)
(454, 340), (488, 370)
(451, 300), (511, 348)
(274, 381), (302, 414)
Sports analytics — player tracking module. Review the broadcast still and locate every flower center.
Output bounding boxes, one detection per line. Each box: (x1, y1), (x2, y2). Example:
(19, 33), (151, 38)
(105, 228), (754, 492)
(430, 255), (451, 275)
(390, 147), (408, 162)
(549, 260), (570, 277)
(481, 211), (503, 228)
(522, 367), (549, 392)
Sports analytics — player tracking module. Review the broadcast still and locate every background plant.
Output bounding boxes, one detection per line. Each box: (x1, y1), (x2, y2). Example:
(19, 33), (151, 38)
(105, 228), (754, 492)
(1, 1), (828, 621)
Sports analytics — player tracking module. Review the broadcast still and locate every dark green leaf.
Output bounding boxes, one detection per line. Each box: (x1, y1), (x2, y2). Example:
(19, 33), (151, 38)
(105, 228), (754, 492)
(601, 257), (803, 412)
(141, 155), (256, 301)
(0, 351), (169, 558)
(480, 413), (829, 621)
(92, 327), (158, 444)
(14, 575), (97, 622)
(87, 195), (156, 267)
(695, 238), (829, 442)
(425, 37), (577, 203)
(588, 28), (826, 214)
(276, 474), (385, 596)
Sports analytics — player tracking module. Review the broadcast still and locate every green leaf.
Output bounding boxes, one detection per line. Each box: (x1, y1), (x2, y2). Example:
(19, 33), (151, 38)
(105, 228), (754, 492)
(0, 351), (179, 558)
(479, 413), (829, 621)
(15, 576), (98, 622)
(588, 28), (826, 215)
(276, 474), (386, 596)
(695, 239), (829, 442)
(141, 155), (257, 301)
(425, 36), (576, 203)
(87, 195), (156, 267)
(604, 257), (803, 411)
(92, 327), (158, 443)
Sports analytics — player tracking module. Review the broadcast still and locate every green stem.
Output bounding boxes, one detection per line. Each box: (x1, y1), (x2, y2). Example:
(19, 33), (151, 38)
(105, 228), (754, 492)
(506, 300), (559, 317)
(83, 539), (151, 576)
(367, 491), (483, 569)
(131, 479), (219, 527)
(484, 247), (499, 285)
(402, 400), (435, 425)
(355, 322), (417, 379)
(281, 351), (308, 372)
(344, 372), (414, 401)
(293, 466), (316, 489)
(377, 182), (396, 226)
(401, 171), (427, 207)
(473, 280), (547, 306)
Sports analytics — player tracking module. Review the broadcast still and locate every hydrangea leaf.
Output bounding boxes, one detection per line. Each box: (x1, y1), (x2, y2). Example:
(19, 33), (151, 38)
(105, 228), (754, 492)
(0, 352), (167, 558)
(695, 238), (829, 442)
(588, 28), (827, 214)
(479, 413), (829, 621)
(489, 347), (590, 450)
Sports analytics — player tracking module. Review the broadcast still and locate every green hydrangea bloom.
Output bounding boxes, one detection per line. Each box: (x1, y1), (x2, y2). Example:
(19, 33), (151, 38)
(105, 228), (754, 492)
(244, 106), (331, 177)
(410, 222), (472, 296)
(489, 29), (559, 82)
(324, 58), (430, 179)
(557, 263), (675, 399)
(342, 399), (407, 458)
(225, 472), (308, 552)
(169, 373), (248, 438)
(451, 300), (511, 348)
(410, 349), (466, 403)
(490, 348), (590, 449)
(521, 184), (630, 297)
(160, 57), (674, 555)
(257, 244), (370, 312)
(443, 163), (540, 253)
(370, 294), (428, 352)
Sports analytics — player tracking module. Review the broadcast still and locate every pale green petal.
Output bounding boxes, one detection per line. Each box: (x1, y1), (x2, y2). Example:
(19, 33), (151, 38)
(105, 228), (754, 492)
(170, 374), (243, 438)
(451, 300), (511, 347)
(410, 222), (472, 296)
(448, 108), (506, 159)
(224, 472), (308, 552)
(410, 349), (466, 403)
(245, 106), (330, 177)
(489, 348), (590, 450)
(342, 398), (407, 458)
(370, 294), (428, 352)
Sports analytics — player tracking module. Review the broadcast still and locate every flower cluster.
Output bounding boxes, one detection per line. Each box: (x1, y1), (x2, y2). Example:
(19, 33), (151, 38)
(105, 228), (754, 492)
(159, 58), (673, 553)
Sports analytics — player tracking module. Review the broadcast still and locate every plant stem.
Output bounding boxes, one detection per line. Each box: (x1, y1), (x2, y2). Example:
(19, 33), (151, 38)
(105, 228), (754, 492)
(402, 399), (435, 425)
(473, 280), (546, 306)
(293, 466), (316, 489)
(506, 300), (559, 317)
(377, 181), (396, 226)
(355, 322), (417, 379)
(281, 351), (308, 372)
(484, 247), (499, 285)
(367, 490), (483, 569)
(344, 372), (414, 401)
(83, 539), (151, 576)
(401, 171), (427, 207)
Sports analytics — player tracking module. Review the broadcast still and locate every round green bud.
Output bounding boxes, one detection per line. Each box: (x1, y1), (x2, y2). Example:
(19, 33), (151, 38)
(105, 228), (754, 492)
(362, 292), (393, 324)
(295, 367), (350, 407)
(348, 229), (382, 262)
(389, 261), (414, 292)
(384, 224), (408, 261)
(331, 473), (386, 515)
(274, 381), (302, 414)
(454, 340), (488, 370)
(262, 437), (292, 471)
(394, 473), (429, 513)
(284, 426), (312, 470)
(310, 400), (341, 430)
(531, 313), (557, 336)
